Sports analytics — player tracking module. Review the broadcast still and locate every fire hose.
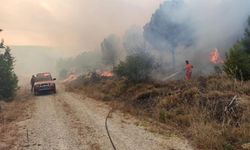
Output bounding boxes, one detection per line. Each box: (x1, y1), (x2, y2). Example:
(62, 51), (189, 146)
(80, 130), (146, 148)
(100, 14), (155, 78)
(105, 109), (117, 150)
(163, 71), (181, 81)
(105, 70), (184, 150)
(163, 67), (187, 81)
(104, 71), (184, 150)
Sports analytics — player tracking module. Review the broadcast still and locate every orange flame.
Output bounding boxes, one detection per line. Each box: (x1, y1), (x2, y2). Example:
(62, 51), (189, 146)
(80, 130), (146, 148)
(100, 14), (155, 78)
(101, 71), (113, 77)
(210, 48), (224, 64)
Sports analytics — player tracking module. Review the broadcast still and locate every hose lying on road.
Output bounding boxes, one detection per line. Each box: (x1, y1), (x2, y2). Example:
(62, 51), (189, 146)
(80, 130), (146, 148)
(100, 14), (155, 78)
(105, 109), (117, 150)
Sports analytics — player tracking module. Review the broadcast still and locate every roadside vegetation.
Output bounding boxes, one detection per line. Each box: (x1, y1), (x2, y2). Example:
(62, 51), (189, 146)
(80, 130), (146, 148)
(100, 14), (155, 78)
(66, 75), (250, 150)
(64, 16), (250, 150)
(0, 86), (33, 149)
(0, 30), (30, 149)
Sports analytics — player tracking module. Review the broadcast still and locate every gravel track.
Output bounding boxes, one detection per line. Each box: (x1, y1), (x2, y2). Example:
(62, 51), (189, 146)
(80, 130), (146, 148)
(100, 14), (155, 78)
(17, 89), (193, 150)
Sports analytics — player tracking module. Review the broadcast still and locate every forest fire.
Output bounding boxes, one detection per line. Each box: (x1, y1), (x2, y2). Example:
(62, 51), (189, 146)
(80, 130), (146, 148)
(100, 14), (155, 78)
(101, 71), (113, 77)
(210, 48), (224, 64)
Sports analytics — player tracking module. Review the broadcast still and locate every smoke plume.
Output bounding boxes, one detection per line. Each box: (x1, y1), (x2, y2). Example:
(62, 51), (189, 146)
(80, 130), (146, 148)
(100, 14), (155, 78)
(123, 26), (150, 55)
(143, 0), (250, 72)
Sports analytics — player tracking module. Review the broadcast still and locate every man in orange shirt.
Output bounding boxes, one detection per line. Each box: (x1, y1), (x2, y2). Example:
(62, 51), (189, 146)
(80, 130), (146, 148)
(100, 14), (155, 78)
(185, 60), (193, 80)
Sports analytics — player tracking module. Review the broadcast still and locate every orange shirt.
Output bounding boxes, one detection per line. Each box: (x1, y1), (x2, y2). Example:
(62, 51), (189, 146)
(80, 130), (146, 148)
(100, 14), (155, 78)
(186, 64), (193, 72)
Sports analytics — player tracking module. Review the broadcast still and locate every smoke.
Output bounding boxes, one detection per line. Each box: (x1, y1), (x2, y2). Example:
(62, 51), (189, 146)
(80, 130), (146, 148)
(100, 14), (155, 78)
(3, 0), (250, 80)
(185, 0), (250, 50)
(123, 26), (151, 55)
(11, 46), (60, 77)
(56, 51), (102, 76)
(0, 0), (162, 80)
(101, 34), (122, 66)
(143, 0), (250, 72)
(144, 0), (194, 68)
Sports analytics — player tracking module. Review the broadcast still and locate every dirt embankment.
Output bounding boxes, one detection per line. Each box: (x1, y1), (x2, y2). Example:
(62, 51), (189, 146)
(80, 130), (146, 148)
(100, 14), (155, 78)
(66, 75), (250, 150)
(0, 86), (34, 150)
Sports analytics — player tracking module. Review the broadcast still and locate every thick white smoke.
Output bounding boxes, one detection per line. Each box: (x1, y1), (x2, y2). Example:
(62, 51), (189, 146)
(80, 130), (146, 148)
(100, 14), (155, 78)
(183, 0), (250, 50)
(184, 0), (250, 72)
(145, 0), (250, 73)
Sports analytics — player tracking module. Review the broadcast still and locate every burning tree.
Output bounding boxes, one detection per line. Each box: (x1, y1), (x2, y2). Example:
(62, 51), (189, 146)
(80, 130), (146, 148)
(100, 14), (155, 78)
(210, 48), (224, 64)
(143, 0), (193, 68)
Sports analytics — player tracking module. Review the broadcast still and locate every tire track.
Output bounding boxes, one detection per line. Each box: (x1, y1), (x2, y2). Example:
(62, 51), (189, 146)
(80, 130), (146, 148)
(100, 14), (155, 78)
(23, 95), (80, 150)
(56, 96), (103, 150)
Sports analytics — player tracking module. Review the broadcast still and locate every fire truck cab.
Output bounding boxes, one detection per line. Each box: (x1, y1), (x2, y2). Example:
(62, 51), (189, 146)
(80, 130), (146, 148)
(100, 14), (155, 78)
(33, 72), (56, 96)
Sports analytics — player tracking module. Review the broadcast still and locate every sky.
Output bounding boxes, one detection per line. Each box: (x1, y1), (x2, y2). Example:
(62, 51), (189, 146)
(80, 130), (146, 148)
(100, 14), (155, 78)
(0, 0), (162, 52)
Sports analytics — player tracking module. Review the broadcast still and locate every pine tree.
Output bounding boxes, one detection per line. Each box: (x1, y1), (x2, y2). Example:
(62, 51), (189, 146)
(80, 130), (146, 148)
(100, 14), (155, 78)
(0, 46), (18, 99)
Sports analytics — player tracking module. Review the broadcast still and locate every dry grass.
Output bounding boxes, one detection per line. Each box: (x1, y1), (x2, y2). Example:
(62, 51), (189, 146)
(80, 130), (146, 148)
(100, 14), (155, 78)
(0, 86), (33, 149)
(67, 75), (250, 150)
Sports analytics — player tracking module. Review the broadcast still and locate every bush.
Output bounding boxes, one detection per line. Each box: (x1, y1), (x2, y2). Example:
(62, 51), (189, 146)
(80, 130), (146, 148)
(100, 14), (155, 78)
(114, 52), (154, 83)
(0, 47), (18, 100)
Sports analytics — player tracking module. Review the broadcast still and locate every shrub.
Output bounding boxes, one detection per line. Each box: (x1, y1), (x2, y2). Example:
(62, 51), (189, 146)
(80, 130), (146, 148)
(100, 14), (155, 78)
(114, 52), (155, 83)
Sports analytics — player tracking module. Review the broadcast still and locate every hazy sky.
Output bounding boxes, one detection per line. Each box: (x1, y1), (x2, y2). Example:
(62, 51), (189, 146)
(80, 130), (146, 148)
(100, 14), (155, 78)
(0, 0), (162, 51)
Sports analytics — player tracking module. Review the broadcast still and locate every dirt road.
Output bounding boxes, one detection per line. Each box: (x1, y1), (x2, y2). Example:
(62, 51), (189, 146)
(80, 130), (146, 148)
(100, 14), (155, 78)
(16, 88), (192, 150)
